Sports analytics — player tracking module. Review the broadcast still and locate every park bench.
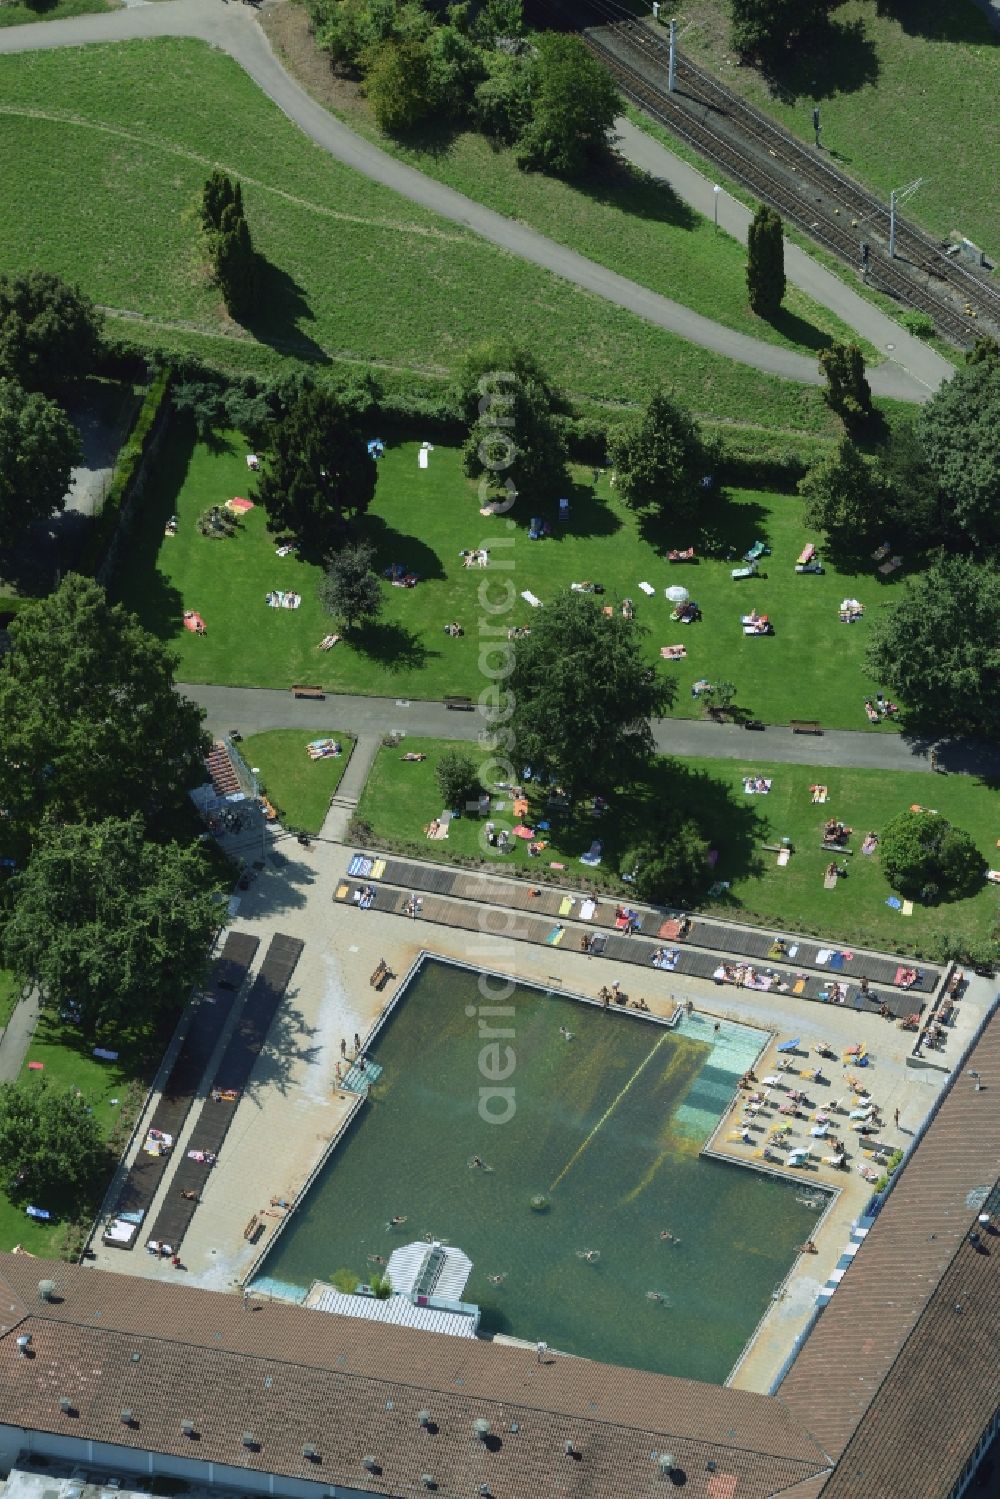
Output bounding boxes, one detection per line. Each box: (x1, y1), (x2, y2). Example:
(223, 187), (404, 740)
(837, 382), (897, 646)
(444, 695), (474, 711)
(821, 842), (853, 855)
(790, 719), (822, 735)
(292, 685), (325, 700)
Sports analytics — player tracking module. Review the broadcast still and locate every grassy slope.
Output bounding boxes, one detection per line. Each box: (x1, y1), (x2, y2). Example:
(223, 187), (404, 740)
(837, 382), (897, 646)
(238, 729), (355, 833)
(120, 428), (900, 726)
(677, 0), (1000, 255)
(261, 8), (878, 363)
(0, 40), (844, 432)
(356, 738), (1000, 955)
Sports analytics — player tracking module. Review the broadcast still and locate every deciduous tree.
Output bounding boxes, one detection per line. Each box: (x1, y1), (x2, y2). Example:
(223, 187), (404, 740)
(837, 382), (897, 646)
(515, 34), (620, 177)
(746, 204), (785, 318)
(622, 817), (710, 905)
(608, 388), (712, 522)
(879, 810), (984, 902)
(798, 437), (884, 556)
(0, 575), (208, 835)
(729, 0), (839, 61)
(0, 271), (102, 391)
(318, 541), (382, 632)
(506, 592), (672, 799)
(462, 359), (567, 504)
(435, 749), (481, 809)
(256, 386), (377, 559)
(917, 355), (1000, 548)
(0, 1080), (106, 1203)
(863, 556), (1000, 737)
(3, 815), (222, 1038)
(0, 378), (80, 546)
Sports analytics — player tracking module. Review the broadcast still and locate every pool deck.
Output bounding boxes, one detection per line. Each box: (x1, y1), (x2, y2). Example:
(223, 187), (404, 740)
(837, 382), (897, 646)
(87, 829), (991, 1392)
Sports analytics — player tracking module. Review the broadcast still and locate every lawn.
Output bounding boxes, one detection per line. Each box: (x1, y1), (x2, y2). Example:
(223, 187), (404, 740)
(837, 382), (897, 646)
(120, 427), (900, 727)
(356, 738), (1000, 958)
(238, 729), (355, 834)
(0, 0), (111, 25)
(0, 39), (849, 433)
(0, 1010), (150, 1256)
(675, 0), (1000, 255)
(261, 4), (878, 365)
(0, 969), (20, 1030)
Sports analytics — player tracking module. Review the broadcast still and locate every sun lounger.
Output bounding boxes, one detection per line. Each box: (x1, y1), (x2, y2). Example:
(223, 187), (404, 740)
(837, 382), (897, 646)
(638, 581), (655, 595)
(878, 556), (902, 575)
(580, 840), (603, 867)
(418, 447), (429, 469)
(871, 542), (891, 562)
(520, 590), (543, 607)
(797, 544), (816, 566)
(745, 541), (769, 562)
(731, 564), (756, 580)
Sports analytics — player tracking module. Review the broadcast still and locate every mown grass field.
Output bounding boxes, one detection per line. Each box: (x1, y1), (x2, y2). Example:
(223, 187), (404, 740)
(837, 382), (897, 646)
(0, 39), (849, 433)
(356, 738), (1000, 956)
(676, 0), (1000, 255)
(238, 729), (355, 834)
(119, 427), (900, 727)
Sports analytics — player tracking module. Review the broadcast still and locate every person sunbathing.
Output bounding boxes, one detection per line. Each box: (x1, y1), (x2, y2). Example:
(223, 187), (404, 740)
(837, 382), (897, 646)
(402, 752), (427, 762)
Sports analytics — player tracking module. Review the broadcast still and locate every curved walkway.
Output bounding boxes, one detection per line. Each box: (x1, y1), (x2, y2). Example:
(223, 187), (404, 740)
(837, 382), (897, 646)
(181, 683), (1000, 776)
(0, 0), (940, 400)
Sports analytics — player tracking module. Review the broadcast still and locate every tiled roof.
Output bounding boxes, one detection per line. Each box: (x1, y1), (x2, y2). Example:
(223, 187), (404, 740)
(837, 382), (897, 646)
(777, 1008), (1000, 1463)
(818, 1215), (1000, 1499)
(0, 1256), (827, 1499)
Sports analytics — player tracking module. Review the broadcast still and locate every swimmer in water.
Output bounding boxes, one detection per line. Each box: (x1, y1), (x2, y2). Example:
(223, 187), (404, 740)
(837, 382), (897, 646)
(659, 1231), (679, 1244)
(576, 1249), (600, 1263)
(559, 1026), (573, 1041)
(366, 1254), (387, 1266)
(386, 1216), (408, 1229)
(469, 1156), (492, 1171)
(487, 1272), (507, 1285)
(646, 1290), (668, 1303)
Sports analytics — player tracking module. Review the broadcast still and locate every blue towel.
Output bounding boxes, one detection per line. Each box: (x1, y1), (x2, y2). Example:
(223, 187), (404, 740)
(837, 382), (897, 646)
(886, 896), (902, 910)
(829, 952), (846, 971)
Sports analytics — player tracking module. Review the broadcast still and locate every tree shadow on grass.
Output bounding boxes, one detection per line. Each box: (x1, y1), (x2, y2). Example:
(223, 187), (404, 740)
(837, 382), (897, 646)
(872, 0), (997, 44)
(351, 621), (434, 673)
(638, 489), (769, 562)
(578, 153), (698, 232)
(364, 513), (448, 582)
(762, 17), (881, 103)
(508, 478), (621, 541)
(628, 758), (766, 896)
(243, 256), (330, 367)
(761, 305), (843, 354)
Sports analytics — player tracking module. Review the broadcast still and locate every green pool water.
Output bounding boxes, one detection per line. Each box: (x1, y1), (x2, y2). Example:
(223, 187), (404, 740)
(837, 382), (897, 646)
(256, 959), (824, 1382)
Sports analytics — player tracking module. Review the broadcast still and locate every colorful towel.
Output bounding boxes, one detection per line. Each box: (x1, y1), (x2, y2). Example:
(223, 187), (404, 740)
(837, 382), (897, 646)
(546, 926), (566, 946)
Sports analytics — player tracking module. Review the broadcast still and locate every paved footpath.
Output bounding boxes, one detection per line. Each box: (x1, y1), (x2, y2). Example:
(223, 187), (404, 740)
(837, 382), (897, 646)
(183, 683), (1000, 777)
(0, 0), (946, 401)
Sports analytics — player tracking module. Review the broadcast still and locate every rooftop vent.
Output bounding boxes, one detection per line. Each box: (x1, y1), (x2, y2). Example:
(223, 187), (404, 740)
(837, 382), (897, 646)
(362, 1456), (379, 1473)
(705, 1461), (718, 1473)
(58, 1397), (73, 1415)
(565, 1440), (577, 1457)
(242, 1433), (258, 1451)
(474, 1419), (491, 1440)
(301, 1445), (320, 1462)
(16, 1334), (32, 1355)
(120, 1410), (134, 1427)
(658, 1453), (676, 1476)
(38, 1280), (56, 1302)
(418, 1410), (432, 1429)
(181, 1421), (197, 1438)
(420, 1477), (437, 1491)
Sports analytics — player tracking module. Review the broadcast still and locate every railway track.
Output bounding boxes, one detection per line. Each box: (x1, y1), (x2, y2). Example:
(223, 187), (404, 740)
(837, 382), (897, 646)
(545, 0), (999, 347)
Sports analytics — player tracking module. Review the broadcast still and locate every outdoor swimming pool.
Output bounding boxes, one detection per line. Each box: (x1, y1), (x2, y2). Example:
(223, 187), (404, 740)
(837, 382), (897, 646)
(255, 959), (823, 1382)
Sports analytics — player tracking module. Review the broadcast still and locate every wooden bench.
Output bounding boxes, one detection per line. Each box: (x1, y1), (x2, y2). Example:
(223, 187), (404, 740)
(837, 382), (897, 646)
(790, 719), (822, 735)
(444, 695), (474, 712)
(292, 685), (325, 700)
(821, 843), (853, 855)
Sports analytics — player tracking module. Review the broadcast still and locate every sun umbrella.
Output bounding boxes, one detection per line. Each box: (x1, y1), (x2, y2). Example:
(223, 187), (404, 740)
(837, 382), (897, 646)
(777, 1038), (800, 1053)
(665, 585), (690, 604)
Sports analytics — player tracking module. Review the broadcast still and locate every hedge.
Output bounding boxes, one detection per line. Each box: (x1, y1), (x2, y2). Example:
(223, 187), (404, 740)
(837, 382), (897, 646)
(79, 366), (172, 578)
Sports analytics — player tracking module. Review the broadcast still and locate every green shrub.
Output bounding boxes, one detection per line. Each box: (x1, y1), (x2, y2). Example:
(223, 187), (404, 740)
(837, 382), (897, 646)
(330, 1266), (361, 1293)
(901, 311), (936, 340)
